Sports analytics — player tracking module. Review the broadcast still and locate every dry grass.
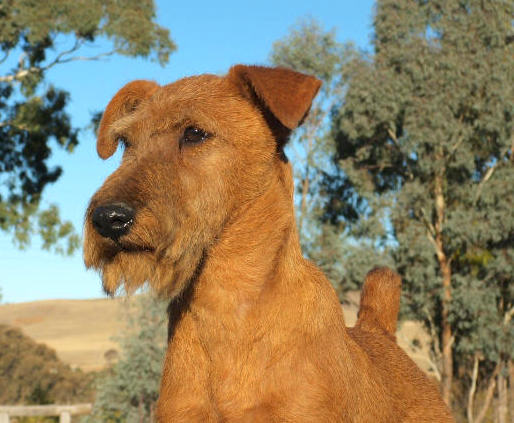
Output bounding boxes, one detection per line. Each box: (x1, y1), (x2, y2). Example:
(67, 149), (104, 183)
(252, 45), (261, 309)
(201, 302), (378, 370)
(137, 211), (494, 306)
(0, 298), (127, 371)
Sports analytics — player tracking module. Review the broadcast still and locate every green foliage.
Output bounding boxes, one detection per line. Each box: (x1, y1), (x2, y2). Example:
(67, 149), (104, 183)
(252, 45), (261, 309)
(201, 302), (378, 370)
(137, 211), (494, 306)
(0, 324), (94, 404)
(271, 17), (345, 89)
(327, 0), (513, 407)
(0, 0), (176, 254)
(85, 293), (167, 423)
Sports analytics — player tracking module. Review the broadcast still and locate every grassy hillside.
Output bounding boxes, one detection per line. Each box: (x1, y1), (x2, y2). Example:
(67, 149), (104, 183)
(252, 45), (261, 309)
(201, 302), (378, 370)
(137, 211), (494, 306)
(0, 298), (128, 371)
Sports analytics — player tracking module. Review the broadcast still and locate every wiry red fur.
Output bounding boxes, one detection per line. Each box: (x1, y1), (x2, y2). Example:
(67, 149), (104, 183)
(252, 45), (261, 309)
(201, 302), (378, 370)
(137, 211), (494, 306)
(84, 65), (454, 422)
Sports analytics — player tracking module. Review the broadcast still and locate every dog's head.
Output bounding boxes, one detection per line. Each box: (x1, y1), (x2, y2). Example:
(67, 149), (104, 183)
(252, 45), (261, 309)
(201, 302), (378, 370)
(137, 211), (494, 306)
(84, 65), (320, 297)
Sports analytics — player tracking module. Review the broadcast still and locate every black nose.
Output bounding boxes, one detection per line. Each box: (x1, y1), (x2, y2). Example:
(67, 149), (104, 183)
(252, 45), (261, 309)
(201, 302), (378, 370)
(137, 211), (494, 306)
(92, 203), (135, 240)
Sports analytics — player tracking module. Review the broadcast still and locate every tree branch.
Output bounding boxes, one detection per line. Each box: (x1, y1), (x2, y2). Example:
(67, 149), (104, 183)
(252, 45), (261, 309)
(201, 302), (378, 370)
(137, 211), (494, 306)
(0, 38), (118, 84)
(449, 115), (465, 157)
(387, 128), (400, 147)
(419, 208), (437, 239)
(449, 136), (465, 156)
(473, 161), (499, 205)
(0, 68), (34, 83)
(0, 121), (31, 131)
(417, 208), (441, 257)
(504, 306), (514, 326)
(473, 144), (512, 205)
(42, 38), (83, 68)
(49, 49), (117, 66)
(423, 307), (443, 374)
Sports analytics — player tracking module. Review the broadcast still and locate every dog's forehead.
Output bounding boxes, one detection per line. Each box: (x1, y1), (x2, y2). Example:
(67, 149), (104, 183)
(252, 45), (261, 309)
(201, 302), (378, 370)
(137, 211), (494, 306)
(156, 74), (235, 103)
(128, 73), (265, 139)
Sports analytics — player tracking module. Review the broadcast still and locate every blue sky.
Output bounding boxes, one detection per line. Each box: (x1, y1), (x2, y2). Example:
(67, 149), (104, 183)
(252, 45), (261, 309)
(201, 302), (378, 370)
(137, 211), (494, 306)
(1, 0), (375, 303)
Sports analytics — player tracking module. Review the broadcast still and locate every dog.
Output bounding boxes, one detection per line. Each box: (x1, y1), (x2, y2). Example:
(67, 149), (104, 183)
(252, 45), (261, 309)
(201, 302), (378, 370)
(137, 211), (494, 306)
(84, 65), (454, 422)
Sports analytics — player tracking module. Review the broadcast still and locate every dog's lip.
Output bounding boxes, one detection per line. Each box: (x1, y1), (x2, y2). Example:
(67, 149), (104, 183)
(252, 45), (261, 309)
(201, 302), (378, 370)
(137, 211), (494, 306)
(115, 239), (155, 253)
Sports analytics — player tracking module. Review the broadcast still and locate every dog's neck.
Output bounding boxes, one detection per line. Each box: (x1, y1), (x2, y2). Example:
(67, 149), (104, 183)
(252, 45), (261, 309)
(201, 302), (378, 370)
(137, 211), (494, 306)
(174, 160), (346, 346)
(195, 160), (299, 309)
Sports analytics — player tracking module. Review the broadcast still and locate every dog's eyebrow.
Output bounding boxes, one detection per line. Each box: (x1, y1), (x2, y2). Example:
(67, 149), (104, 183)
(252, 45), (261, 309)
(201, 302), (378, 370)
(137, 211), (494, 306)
(148, 119), (183, 138)
(149, 128), (170, 138)
(113, 109), (172, 140)
(149, 118), (214, 139)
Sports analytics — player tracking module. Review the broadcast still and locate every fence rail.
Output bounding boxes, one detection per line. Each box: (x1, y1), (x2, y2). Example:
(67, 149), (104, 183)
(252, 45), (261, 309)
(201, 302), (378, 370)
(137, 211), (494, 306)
(0, 404), (92, 423)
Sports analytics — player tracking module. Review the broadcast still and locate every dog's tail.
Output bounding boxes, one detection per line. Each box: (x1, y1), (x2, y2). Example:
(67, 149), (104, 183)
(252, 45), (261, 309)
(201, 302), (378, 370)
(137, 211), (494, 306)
(355, 267), (402, 337)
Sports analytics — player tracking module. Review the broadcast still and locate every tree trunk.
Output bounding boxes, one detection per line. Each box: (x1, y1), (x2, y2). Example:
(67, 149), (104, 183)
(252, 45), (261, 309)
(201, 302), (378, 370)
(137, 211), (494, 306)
(497, 360), (508, 423)
(440, 257), (453, 405)
(139, 395), (145, 423)
(434, 173), (453, 406)
(508, 360), (514, 423)
(467, 354), (479, 423)
(297, 125), (316, 239)
(471, 361), (500, 423)
(298, 168), (310, 236)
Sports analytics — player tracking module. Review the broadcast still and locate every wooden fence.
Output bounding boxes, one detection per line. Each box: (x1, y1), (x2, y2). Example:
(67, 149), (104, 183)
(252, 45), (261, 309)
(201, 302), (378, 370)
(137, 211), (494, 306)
(0, 404), (92, 423)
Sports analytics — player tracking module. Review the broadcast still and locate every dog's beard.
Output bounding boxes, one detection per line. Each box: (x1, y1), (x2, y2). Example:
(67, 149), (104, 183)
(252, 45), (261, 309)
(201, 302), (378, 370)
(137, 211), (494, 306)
(87, 245), (205, 299)
(84, 223), (212, 299)
(99, 250), (154, 294)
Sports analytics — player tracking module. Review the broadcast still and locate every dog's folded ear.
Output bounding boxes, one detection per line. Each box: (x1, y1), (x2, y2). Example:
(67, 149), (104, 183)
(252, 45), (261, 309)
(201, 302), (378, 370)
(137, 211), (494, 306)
(97, 80), (159, 159)
(228, 65), (321, 134)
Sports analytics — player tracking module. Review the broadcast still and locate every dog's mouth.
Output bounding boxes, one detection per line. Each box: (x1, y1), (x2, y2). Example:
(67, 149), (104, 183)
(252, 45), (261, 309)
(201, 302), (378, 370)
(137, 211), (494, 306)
(91, 235), (157, 263)
(115, 239), (155, 254)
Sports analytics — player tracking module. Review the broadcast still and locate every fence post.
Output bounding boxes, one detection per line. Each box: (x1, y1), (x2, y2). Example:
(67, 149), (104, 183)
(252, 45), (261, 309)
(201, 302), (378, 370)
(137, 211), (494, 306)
(60, 411), (71, 423)
(0, 404), (91, 420)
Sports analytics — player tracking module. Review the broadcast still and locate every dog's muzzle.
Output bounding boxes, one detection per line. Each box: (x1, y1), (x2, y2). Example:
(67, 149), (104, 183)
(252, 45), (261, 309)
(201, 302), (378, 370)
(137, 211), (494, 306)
(92, 203), (135, 241)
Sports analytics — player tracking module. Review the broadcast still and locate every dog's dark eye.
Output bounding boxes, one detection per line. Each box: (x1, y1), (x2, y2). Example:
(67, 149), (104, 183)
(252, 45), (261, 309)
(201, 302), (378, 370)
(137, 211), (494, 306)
(180, 126), (210, 145)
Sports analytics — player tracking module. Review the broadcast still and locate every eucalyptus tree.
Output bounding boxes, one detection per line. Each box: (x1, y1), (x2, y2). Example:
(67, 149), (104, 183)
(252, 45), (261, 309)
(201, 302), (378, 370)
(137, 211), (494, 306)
(329, 0), (513, 413)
